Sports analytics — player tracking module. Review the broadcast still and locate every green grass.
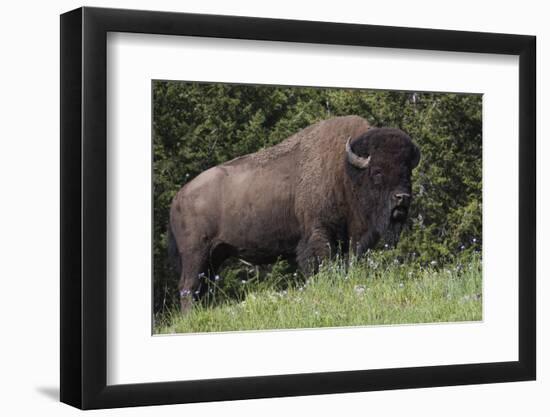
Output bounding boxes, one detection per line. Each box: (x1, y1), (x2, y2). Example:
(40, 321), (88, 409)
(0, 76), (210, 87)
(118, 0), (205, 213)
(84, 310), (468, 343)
(154, 252), (482, 334)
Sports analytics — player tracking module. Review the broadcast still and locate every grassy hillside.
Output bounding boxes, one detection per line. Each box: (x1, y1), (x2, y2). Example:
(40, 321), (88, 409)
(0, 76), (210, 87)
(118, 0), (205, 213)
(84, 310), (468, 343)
(154, 252), (481, 334)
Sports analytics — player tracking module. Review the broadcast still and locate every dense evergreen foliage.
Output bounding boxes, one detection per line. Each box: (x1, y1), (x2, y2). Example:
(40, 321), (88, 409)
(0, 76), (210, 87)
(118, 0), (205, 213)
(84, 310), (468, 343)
(153, 81), (482, 314)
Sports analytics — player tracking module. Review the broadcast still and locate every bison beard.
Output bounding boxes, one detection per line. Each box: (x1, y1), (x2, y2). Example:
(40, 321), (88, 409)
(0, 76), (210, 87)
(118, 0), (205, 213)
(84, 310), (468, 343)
(169, 115), (420, 312)
(385, 220), (406, 247)
(354, 189), (407, 254)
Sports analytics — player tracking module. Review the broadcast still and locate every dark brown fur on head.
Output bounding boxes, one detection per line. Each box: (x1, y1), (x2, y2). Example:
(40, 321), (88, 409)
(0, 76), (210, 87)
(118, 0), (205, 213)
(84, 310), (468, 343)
(345, 127), (421, 253)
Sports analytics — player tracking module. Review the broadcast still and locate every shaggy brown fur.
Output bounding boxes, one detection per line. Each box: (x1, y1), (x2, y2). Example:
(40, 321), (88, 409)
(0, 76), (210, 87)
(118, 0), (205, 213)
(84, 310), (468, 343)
(169, 115), (420, 312)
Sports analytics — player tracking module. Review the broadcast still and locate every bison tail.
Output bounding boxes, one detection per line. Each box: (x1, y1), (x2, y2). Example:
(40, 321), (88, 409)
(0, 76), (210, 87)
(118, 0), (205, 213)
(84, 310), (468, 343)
(167, 221), (181, 277)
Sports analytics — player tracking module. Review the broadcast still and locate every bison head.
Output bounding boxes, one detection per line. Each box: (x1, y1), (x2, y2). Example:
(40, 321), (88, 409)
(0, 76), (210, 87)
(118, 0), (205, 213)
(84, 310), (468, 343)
(345, 127), (421, 251)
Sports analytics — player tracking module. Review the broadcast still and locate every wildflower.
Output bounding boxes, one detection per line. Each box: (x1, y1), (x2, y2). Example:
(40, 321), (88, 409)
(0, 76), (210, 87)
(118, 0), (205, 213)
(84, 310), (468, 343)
(384, 243), (389, 249)
(430, 260), (437, 266)
(241, 280), (247, 284)
(198, 272), (205, 279)
(460, 245), (466, 250)
(293, 272), (297, 277)
(472, 238), (477, 243)
(298, 286), (304, 292)
(460, 294), (482, 303)
(214, 275), (221, 281)
(399, 283), (404, 288)
(354, 285), (366, 295)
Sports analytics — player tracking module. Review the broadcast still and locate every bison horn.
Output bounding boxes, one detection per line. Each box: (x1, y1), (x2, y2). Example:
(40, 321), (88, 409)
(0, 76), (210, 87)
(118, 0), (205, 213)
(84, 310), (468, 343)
(346, 137), (371, 169)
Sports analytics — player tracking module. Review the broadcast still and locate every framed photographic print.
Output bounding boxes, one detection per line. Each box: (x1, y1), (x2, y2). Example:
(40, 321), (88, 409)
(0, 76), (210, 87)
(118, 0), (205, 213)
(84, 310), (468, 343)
(60, 6), (536, 409)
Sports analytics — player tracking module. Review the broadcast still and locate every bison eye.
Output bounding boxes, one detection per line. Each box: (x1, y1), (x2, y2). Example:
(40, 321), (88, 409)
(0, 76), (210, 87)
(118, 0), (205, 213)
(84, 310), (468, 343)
(371, 169), (384, 185)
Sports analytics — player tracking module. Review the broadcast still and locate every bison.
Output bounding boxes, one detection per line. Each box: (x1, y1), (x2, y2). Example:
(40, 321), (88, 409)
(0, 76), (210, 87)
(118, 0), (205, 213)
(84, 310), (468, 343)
(169, 115), (420, 312)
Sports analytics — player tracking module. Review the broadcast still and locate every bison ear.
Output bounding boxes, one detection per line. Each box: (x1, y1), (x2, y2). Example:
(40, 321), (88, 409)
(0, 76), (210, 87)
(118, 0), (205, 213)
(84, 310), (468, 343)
(411, 143), (421, 169)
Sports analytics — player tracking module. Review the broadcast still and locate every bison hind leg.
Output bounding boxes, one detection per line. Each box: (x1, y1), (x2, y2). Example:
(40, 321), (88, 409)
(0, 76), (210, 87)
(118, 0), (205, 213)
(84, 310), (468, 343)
(178, 246), (210, 313)
(178, 241), (235, 313)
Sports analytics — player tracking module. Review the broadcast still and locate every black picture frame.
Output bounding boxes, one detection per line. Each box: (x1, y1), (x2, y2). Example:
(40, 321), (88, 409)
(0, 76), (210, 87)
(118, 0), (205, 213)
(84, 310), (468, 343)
(60, 6), (536, 410)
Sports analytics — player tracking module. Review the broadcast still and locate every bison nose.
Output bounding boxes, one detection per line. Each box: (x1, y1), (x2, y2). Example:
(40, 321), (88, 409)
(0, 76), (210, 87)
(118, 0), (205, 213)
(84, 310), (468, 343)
(394, 193), (411, 207)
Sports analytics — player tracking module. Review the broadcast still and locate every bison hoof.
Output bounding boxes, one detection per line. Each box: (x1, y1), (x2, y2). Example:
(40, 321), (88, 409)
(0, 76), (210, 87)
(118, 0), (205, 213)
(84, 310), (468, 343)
(179, 289), (194, 313)
(180, 296), (194, 314)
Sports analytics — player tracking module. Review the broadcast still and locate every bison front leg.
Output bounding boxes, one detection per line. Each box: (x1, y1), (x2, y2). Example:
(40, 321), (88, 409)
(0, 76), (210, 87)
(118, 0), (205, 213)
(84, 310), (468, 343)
(296, 229), (333, 275)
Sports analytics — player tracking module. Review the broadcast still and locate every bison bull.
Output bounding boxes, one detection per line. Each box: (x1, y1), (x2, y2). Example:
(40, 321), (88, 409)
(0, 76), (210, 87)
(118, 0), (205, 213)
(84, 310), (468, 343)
(169, 115), (420, 312)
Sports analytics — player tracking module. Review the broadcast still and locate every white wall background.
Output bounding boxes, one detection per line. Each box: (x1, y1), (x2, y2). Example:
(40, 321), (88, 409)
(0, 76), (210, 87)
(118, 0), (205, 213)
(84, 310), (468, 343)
(0, 0), (545, 415)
